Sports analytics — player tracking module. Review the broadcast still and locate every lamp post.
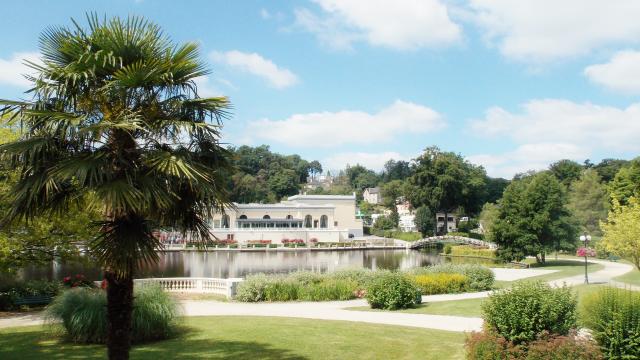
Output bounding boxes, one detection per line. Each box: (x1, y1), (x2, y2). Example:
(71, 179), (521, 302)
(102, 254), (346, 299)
(579, 233), (592, 284)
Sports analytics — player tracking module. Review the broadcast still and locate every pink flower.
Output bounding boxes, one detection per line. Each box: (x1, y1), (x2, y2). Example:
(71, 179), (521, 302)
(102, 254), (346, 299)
(576, 247), (596, 257)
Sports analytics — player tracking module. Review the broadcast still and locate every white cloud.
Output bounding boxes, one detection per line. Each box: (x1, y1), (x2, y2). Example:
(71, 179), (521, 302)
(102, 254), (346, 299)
(323, 151), (408, 172)
(247, 100), (446, 147)
(470, 99), (640, 153)
(469, 0), (640, 63)
(295, 0), (461, 51)
(468, 98), (640, 177)
(210, 50), (298, 89)
(0, 52), (40, 88)
(193, 76), (223, 97)
(468, 143), (588, 179)
(584, 50), (640, 94)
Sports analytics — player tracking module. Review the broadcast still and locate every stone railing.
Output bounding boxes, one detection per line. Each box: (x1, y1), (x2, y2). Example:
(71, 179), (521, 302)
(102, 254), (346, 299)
(134, 277), (244, 298)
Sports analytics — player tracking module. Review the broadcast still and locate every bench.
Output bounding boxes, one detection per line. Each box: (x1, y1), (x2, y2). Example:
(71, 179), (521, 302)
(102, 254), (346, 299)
(14, 295), (53, 306)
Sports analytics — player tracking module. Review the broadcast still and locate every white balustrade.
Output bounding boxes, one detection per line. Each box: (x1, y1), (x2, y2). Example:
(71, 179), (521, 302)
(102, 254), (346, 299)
(134, 277), (243, 298)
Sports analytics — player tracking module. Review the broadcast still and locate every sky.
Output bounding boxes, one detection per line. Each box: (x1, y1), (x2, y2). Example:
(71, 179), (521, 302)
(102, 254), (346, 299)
(1, 0), (640, 179)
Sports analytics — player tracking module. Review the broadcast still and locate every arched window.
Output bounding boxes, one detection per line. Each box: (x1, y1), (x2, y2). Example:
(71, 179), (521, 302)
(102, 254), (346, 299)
(263, 215), (271, 219)
(239, 215), (247, 219)
(304, 215), (312, 228)
(320, 215), (328, 228)
(286, 215), (293, 219)
(221, 215), (230, 228)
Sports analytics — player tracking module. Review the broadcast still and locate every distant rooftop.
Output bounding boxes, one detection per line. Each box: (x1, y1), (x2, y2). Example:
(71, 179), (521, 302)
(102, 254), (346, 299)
(364, 187), (380, 194)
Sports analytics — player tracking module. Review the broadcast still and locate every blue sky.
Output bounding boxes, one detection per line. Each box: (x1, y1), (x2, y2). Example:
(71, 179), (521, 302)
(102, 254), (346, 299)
(1, 0), (640, 178)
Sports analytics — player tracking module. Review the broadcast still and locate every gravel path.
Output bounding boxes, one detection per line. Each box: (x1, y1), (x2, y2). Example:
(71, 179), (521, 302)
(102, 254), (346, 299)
(0, 258), (635, 331)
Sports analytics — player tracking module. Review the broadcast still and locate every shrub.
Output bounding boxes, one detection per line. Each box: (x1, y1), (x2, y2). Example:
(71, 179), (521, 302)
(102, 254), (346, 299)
(263, 277), (300, 301)
(45, 285), (180, 344)
(482, 281), (577, 344)
(444, 244), (453, 254)
(581, 287), (640, 359)
(466, 330), (602, 360)
(412, 263), (495, 291)
(235, 273), (272, 302)
(366, 272), (420, 310)
(299, 279), (356, 301)
(449, 245), (496, 259)
(132, 285), (181, 342)
(0, 280), (63, 310)
(413, 273), (470, 295)
(330, 268), (387, 290)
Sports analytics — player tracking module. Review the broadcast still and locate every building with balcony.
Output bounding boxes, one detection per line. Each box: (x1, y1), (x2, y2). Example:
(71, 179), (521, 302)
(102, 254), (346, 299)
(210, 194), (364, 243)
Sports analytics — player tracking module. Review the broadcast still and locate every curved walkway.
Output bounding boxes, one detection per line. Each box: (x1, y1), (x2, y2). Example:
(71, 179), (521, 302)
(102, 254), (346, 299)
(1, 258), (636, 331)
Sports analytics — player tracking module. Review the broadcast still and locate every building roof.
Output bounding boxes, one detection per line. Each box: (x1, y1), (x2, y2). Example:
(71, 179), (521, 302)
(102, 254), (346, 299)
(287, 194), (356, 201)
(364, 187), (380, 195)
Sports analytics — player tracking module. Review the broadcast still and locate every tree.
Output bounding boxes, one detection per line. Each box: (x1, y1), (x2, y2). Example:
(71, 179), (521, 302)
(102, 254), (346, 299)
(485, 177), (509, 204)
(609, 158), (640, 205)
(308, 160), (322, 182)
(479, 202), (499, 241)
(408, 146), (487, 233)
(380, 179), (406, 208)
(373, 215), (395, 231)
(382, 159), (411, 182)
(493, 172), (577, 264)
(567, 169), (609, 235)
(267, 169), (299, 200)
(601, 197), (640, 270)
(414, 206), (435, 237)
(345, 164), (379, 192)
(594, 158), (629, 183)
(0, 16), (232, 359)
(549, 159), (583, 187)
(0, 125), (98, 273)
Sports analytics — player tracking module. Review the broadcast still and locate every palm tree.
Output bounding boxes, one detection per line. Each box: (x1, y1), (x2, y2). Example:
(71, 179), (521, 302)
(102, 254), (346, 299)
(0, 15), (232, 359)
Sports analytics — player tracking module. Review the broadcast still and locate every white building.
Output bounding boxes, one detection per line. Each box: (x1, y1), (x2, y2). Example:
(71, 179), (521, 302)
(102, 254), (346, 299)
(363, 187), (382, 205)
(436, 212), (457, 233)
(210, 194), (363, 243)
(399, 214), (416, 232)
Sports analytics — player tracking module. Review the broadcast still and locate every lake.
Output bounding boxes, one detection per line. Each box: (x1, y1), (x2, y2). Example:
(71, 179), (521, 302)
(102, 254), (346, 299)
(20, 248), (449, 281)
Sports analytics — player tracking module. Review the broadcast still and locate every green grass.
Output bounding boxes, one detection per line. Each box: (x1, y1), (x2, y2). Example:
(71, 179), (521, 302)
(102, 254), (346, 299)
(522, 259), (604, 283)
(348, 297), (485, 318)
(613, 262), (640, 286)
(0, 316), (466, 360)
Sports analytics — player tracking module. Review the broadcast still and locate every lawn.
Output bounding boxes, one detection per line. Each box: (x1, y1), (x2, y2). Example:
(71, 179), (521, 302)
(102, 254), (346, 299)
(348, 297), (485, 318)
(613, 262), (640, 286)
(0, 316), (467, 360)
(521, 259), (604, 282)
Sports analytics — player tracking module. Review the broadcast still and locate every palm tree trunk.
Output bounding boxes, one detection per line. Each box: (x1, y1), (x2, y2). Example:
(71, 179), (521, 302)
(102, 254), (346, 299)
(105, 270), (134, 360)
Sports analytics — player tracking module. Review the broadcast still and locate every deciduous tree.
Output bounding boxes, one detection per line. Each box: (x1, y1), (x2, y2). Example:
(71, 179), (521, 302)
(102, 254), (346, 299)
(567, 169), (609, 235)
(601, 197), (640, 270)
(493, 172), (577, 263)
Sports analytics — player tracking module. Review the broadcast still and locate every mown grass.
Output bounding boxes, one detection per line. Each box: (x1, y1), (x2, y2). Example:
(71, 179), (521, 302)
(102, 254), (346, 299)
(613, 261), (640, 286)
(522, 259), (604, 282)
(348, 297), (486, 318)
(0, 316), (466, 360)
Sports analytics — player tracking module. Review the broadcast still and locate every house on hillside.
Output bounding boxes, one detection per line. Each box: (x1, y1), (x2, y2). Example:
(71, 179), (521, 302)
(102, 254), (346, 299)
(363, 187), (382, 204)
(436, 212), (457, 233)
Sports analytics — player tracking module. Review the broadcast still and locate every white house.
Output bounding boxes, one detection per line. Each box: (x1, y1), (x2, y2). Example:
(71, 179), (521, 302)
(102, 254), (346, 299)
(399, 214), (416, 232)
(363, 187), (382, 205)
(436, 212), (457, 233)
(210, 194), (364, 243)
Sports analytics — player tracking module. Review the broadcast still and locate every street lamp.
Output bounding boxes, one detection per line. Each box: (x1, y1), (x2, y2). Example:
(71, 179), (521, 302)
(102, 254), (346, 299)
(579, 233), (592, 284)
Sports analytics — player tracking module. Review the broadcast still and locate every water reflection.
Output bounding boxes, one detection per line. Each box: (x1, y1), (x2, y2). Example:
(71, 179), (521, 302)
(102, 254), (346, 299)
(20, 248), (444, 281)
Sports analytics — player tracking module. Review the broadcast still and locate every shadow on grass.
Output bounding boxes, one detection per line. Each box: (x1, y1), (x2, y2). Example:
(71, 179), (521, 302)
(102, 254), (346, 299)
(529, 260), (597, 268)
(0, 327), (308, 360)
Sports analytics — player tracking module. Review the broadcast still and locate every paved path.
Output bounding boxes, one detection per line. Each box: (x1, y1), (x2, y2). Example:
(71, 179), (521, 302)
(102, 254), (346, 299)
(1, 258), (635, 332)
